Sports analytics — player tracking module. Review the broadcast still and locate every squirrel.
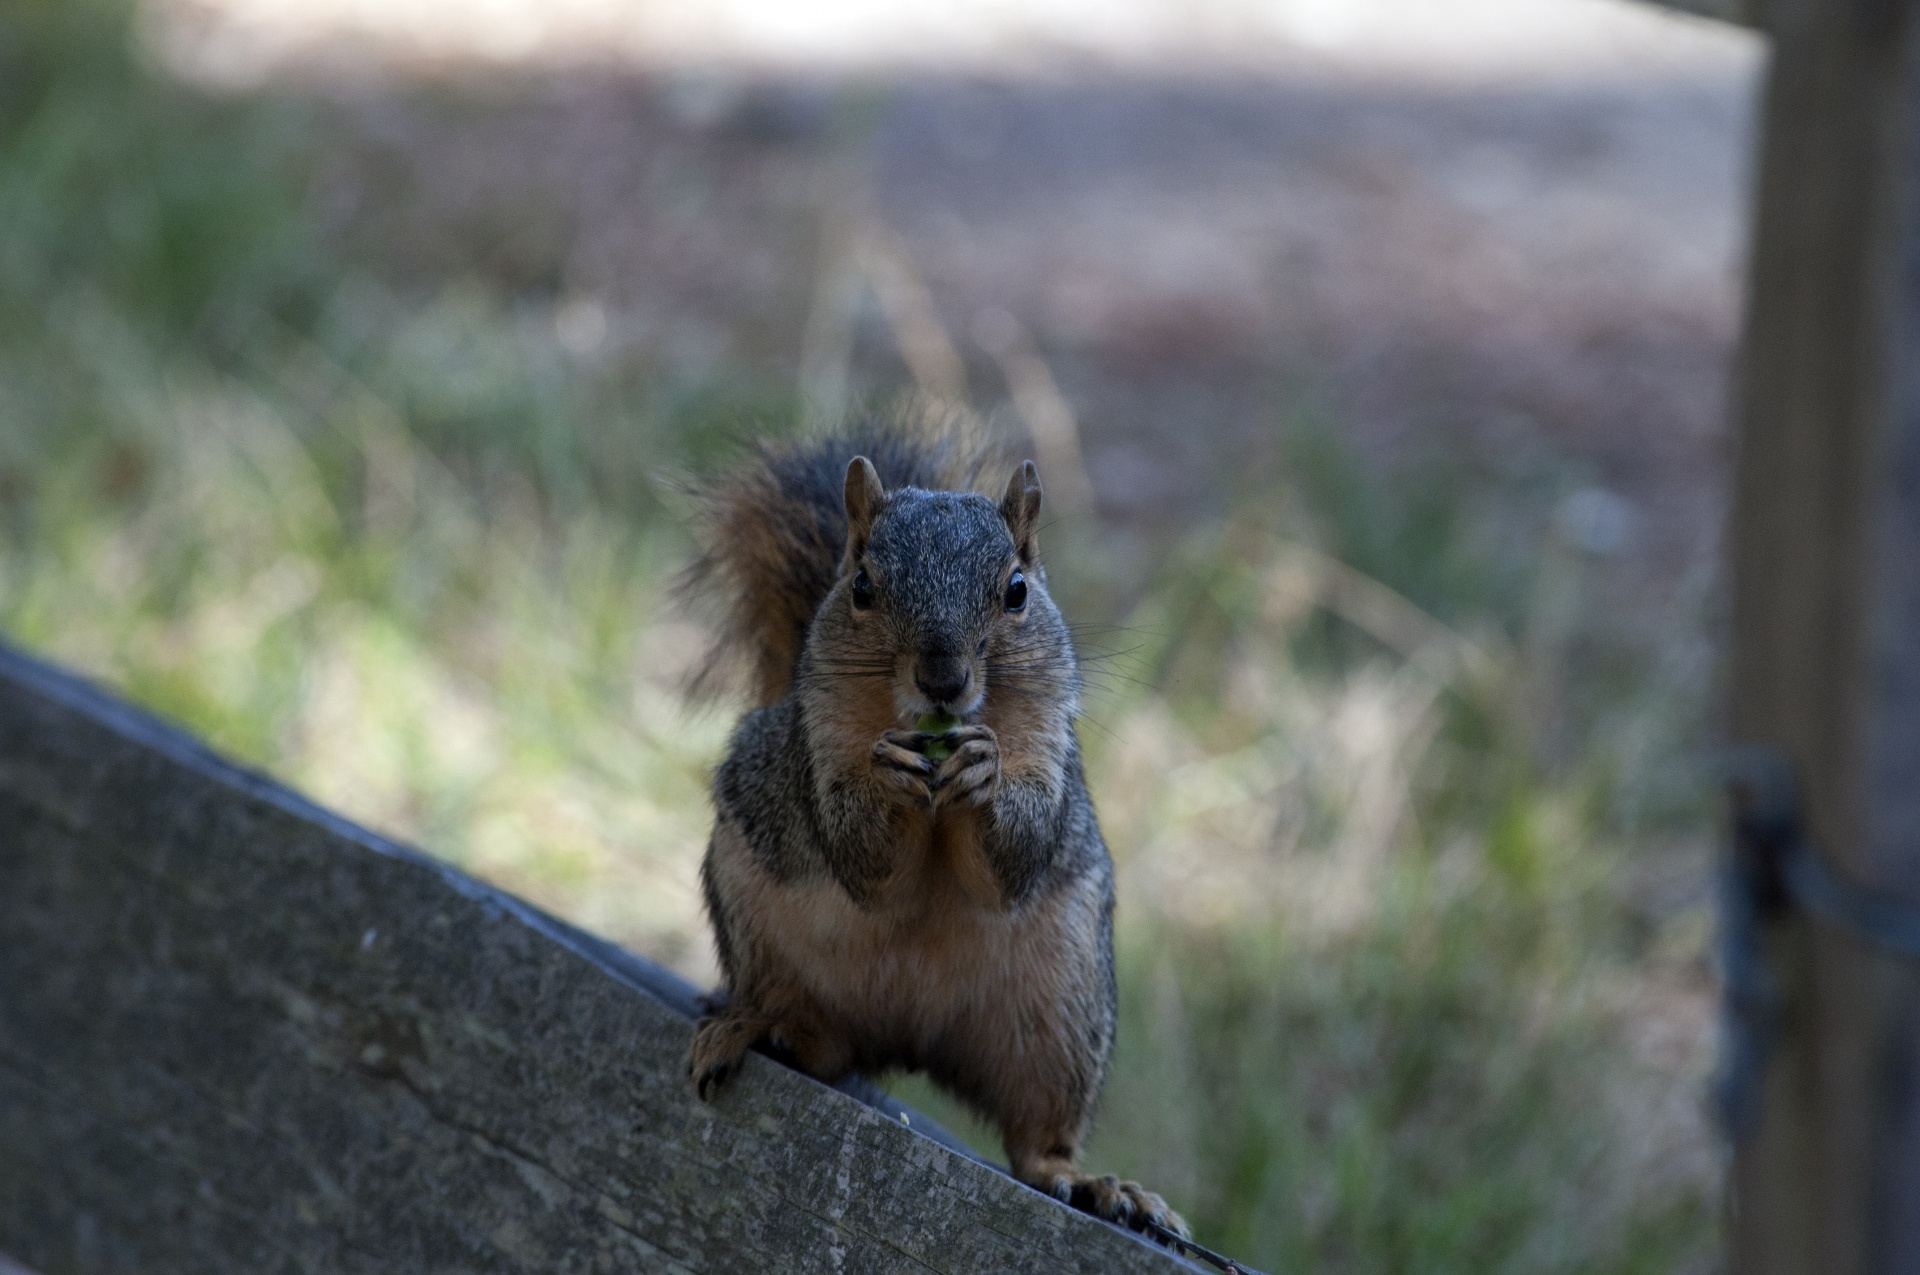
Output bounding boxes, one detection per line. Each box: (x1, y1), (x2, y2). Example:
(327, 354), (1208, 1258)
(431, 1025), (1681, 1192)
(680, 416), (1188, 1239)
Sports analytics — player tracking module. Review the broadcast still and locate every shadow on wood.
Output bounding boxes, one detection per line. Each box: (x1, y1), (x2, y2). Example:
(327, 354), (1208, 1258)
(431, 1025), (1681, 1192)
(0, 644), (1198, 1274)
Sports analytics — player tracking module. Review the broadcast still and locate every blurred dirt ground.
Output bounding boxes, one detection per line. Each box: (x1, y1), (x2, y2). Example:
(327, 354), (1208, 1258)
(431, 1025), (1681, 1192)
(152, 0), (1761, 609)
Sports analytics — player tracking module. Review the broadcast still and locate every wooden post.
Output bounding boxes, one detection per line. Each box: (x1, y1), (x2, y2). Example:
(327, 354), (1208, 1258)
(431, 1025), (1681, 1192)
(1726, 0), (1920, 1270)
(0, 645), (1200, 1275)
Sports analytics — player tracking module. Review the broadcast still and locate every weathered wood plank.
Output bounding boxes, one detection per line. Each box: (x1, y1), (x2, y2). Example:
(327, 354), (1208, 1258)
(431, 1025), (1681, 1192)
(0, 645), (1199, 1275)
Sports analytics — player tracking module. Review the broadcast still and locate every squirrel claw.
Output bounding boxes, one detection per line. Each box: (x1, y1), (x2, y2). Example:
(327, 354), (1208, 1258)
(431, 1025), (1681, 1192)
(873, 732), (937, 806)
(931, 728), (1000, 808)
(878, 729), (937, 767)
(692, 1057), (735, 1102)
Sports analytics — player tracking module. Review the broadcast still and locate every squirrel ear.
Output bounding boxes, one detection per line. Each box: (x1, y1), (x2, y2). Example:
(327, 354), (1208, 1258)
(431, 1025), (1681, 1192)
(1000, 460), (1043, 564)
(844, 456), (885, 558)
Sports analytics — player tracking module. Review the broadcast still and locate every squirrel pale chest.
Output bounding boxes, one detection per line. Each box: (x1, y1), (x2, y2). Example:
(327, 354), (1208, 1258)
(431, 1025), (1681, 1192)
(710, 805), (1042, 1051)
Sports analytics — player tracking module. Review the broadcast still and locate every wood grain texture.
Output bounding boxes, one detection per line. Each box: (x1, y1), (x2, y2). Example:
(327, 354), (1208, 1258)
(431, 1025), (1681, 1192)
(0, 644), (1198, 1275)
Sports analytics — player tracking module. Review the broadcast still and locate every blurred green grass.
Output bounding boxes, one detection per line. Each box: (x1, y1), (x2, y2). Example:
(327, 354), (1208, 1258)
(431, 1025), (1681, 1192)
(0, 4), (1721, 1270)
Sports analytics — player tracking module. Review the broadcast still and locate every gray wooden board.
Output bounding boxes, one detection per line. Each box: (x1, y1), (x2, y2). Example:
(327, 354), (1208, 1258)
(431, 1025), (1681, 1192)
(0, 644), (1202, 1275)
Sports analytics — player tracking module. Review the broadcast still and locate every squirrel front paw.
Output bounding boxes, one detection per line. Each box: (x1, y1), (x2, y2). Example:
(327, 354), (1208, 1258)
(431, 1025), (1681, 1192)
(931, 725), (1000, 808)
(873, 730), (937, 807)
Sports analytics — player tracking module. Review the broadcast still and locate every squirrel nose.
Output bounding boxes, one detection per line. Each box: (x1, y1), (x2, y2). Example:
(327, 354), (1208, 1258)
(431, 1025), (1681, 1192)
(914, 655), (971, 706)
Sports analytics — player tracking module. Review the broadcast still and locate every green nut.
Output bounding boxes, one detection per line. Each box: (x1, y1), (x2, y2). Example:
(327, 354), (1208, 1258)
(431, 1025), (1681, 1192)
(916, 711), (960, 761)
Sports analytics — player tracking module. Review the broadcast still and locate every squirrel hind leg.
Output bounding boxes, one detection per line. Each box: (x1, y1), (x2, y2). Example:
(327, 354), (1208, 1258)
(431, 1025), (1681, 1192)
(763, 1005), (856, 1085)
(1010, 1148), (1191, 1242)
(687, 996), (857, 1100)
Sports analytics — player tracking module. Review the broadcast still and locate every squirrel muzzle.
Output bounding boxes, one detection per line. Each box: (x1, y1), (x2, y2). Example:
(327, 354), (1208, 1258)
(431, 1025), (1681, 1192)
(912, 649), (975, 711)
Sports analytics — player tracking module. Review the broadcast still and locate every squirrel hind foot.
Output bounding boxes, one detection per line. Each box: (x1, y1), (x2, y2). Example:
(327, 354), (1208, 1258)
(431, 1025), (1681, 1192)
(1023, 1162), (1191, 1242)
(1069, 1174), (1190, 1243)
(687, 1009), (768, 1101)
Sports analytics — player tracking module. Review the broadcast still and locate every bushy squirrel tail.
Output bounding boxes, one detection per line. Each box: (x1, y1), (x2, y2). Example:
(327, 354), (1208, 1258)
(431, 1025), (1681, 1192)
(681, 412), (1000, 707)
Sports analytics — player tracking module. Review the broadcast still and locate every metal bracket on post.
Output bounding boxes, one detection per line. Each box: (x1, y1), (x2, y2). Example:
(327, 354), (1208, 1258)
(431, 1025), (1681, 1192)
(1718, 746), (1920, 1141)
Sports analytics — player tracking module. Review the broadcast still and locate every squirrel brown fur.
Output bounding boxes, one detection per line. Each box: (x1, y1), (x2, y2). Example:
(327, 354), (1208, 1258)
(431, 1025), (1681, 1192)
(682, 416), (1188, 1239)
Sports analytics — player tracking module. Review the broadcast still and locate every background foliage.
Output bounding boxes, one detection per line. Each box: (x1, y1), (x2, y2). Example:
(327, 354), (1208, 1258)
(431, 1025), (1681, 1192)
(0, 4), (1722, 1269)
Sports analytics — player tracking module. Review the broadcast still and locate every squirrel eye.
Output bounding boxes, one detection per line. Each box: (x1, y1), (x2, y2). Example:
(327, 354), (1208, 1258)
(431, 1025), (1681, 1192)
(852, 567), (875, 610)
(1004, 571), (1027, 613)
